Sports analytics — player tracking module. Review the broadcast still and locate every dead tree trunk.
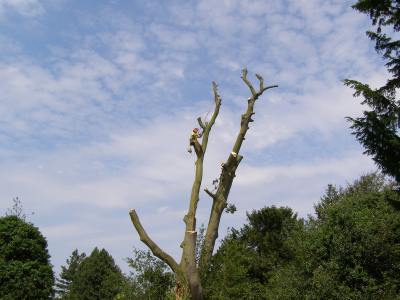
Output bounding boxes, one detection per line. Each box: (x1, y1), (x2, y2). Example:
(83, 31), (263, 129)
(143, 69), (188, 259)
(129, 69), (277, 300)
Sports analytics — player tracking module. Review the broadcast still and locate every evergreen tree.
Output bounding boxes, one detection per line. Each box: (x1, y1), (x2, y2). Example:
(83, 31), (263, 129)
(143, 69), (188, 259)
(344, 0), (400, 182)
(55, 249), (86, 299)
(68, 247), (124, 300)
(0, 215), (54, 299)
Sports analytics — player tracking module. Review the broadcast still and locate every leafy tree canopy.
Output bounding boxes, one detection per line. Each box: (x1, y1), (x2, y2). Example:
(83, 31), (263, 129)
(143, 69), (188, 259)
(0, 215), (54, 299)
(125, 248), (175, 300)
(270, 173), (400, 299)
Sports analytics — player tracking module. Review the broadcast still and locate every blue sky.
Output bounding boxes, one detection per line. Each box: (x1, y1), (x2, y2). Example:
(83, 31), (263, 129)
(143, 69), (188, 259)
(0, 0), (384, 275)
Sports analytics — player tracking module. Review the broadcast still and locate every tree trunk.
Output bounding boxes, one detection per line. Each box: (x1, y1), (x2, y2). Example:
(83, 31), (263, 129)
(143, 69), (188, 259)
(174, 267), (202, 300)
(175, 278), (188, 300)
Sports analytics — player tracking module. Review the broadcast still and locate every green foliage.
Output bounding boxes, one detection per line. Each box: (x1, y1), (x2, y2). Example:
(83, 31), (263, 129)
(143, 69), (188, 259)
(55, 249), (86, 299)
(271, 174), (400, 299)
(196, 224), (206, 265)
(0, 215), (54, 299)
(314, 184), (341, 219)
(225, 203), (237, 214)
(344, 79), (400, 181)
(345, 0), (400, 182)
(66, 248), (124, 300)
(204, 174), (400, 299)
(126, 248), (175, 300)
(57, 247), (175, 300)
(202, 206), (303, 299)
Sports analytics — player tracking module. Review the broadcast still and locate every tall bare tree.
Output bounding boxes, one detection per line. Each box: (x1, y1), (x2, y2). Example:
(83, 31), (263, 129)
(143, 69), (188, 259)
(129, 69), (277, 299)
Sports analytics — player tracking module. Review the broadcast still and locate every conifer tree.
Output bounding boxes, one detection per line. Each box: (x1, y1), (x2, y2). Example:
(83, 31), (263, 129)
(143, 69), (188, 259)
(55, 249), (86, 299)
(68, 248), (124, 300)
(345, 0), (400, 182)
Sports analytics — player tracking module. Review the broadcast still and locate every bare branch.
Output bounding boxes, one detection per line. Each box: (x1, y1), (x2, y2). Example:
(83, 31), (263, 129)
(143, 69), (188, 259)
(204, 188), (216, 199)
(262, 85), (278, 92)
(129, 209), (179, 273)
(241, 68), (256, 97)
(255, 73), (264, 91)
(201, 81), (222, 153)
(255, 74), (278, 94)
(197, 117), (205, 130)
(200, 70), (277, 270)
(212, 81), (221, 105)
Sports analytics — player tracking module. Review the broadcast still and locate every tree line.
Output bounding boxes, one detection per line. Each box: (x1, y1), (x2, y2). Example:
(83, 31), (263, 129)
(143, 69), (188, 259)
(1, 173), (400, 299)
